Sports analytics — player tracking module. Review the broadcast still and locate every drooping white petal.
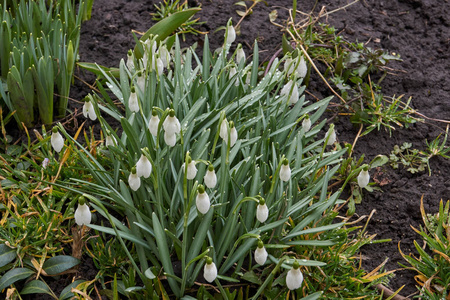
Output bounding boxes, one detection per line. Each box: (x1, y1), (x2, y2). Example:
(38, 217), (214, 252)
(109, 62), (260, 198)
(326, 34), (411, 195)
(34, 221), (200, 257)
(148, 115), (160, 136)
(129, 92), (139, 113)
(105, 135), (117, 147)
(284, 58), (294, 76)
(286, 268), (304, 290)
(196, 192), (211, 214)
(51, 132), (64, 153)
(203, 262), (218, 283)
(281, 80), (299, 104)
(164, 131), (177, 147)
(219, 119), (228, 140)
(204, 170), (217, 189)
(255, 246), (268, 265)
(289, 82), (299, 105)
(186, 161), (197, 180)
(229, 127), (238, 147)
(225, 25), (236, 44)
(229, 67), (237, 79)
(280, 164), (291, 182)
(136, 154), (152, 178)
(126, 52), (135, 71)
(128, 172), (141, 191)
(357, 169), (370, 188)
(82, 101), (88, 118)
(302, 117), (311, 132)
(136, 74), (145, 93)
(163, 116), (181, 135)
(156, 57), (164, 76)
(256, 204), (269, 223)
(158, 45), (171, 68)
(280, 80), (292, 97)
(326, 128), (337, 145)
(75, 203), (92, 226)
(236, 47), (246, 64)
(296, 56), (307, 78)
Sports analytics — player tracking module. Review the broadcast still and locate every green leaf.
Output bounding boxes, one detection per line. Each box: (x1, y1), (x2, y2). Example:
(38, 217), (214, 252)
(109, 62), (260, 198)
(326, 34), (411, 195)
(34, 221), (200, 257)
(370, 154), (389, 168)
(0, 268), (34, 290)
(0, 244), (17, 268)
(134, 8), (201, 59)
(20, 280), (52, 296)
(42, 255), (80, 275)
(59, 280), (86, 300)
(241, 271), (262, 285)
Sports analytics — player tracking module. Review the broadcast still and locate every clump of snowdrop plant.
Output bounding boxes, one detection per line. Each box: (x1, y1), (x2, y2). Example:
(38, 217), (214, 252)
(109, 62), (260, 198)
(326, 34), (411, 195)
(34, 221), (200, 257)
(65, 33), (350, 298)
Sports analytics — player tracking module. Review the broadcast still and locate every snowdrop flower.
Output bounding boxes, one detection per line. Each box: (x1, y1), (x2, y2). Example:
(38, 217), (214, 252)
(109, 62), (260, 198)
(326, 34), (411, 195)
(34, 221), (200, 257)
(279, 158), (291, 182)
(280, 80), (299, 105)
(203, 257), (217, 283)
(184, 157), (197, 180)
(128, 87), (139, 113)
(255, 240), (268, 265)
(136, 72), (145, 93)
(74, 197), (91, 226)
(128, 167), (141, 191)
(357, 165), (370, 188)
(164, 131), (177, 147)
(163, 109), (181, 136)
(148, 109), (160, 136)
(286, 260), (304, 290)
(136, 153), (152, 178)
(256, 199), (269, 223)
(229, 67), (237, 79)
(158, 45), (171, 68)
(225, 24), (236, 44)
(105, 133), (117, 147)
(126, 49), (135, 71)
(82, 98), (97, 121)
(302, 115), (311, 132)
(154, 57), (164, 76)
(236, 45), (246, 63)
(204, 164), (217, 189)
(285, 56), (307, 78)
(51, 127), (64, 153)
(42, 158), (49, 169)
(326, 126), (337, 145)
(196, 185), (210, 214)
(220, 119), (238, 147)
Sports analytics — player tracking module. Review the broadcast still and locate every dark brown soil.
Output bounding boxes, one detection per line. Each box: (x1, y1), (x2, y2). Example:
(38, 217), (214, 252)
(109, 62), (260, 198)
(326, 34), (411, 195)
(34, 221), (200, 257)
(15, 0), (450, 298)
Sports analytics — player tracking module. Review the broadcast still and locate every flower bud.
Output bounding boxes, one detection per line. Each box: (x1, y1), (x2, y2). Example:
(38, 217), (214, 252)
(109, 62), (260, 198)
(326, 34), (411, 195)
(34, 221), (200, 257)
(126, 49), (135, 71)
(236, 45), (246, 64)
(203, 257), (217, 283)
(326, 127), (337, 145)
(225, 25), (236, 44)
(302, 115), (311, 132)
(286, 260), (303, 290)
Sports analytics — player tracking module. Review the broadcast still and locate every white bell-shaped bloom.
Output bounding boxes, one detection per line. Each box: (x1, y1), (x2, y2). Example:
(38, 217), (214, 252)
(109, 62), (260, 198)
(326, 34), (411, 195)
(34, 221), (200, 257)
(204, 165), (217, 189)
(126, 50), (135, 71)
(136, 154), (152, 178)
(280, 159), (291, 182)
(164, 131), (176, 147)
(229, 67), (237, 79)
(286, 261), (303, 290)
(225, 25), (236, 44)
(82, 100), (97, 121)
(196, 185), (210, 214)
(281, 80), (299, 105)
(74, 202), (92, 226)
(220, 119), (238, 147)
(236, 46), (246, 64)
(158, 45), (171, 68)
(255, 241), (268, 265)
(155, 57), (164, 76)
(357, 167), (370, 188)
(128, 168), (141, 191)
(136, 73), (145, 93)
(326, 127), (337, 145)
(128, 88), (139, 113)
(105, 134), (116, 147)
(148, 112), (160, 136)
(219, 119), (229, 140)
(203, 258), (217, 283)
(302, 115), (311, 132)
(285, 56), (307, 78)
(163, 110), (181, 135)
(51, 128), (64, 153)
(256, 201), (269, 223)
(185, 159), (197, 180)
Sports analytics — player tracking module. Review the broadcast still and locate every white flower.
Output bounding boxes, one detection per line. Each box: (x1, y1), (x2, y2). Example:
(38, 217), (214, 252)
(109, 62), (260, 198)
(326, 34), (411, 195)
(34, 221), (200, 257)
(285, 56), (307, 78)
(302, 115), (311, 132)
(128, 89), (139, 113)
(229, 67), (237, 79)
(42, 158), (49, 169)
(128, 168), (141, 191)
(185, 160), (197, 180)
(164, 131), (177, 147)
(280, 80), (299, 105)
(136, 73), (145, 93)
(51, 128), (64, 153)
(148, 113), (160, 136)
(82, 100), (97, 121)
(74, 202), (92, 226)
(105, 134), (117, 147)
(219, 119), (229, 140)
(236, 46), (246, 64)
(158, 45), (171, 68)
(196, 185), (210, 214)
(357, 167), (370, 188)
(155, 57), (164, 76)
(256, 201), (269, 223)
(255, 241), (268, 265)
(126, 50), (135, 71)
(280, 159), (291, 182)
(136, 154), (152, 178)
(203, 258), (217, 283)
(225, 25), (236, 44)
(326, 127), (337, 145)
(286, 262), (303, 290)
(204, 165), (217, 189)
(219, 119), (238, 147)
(163, 110), (181, 135)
